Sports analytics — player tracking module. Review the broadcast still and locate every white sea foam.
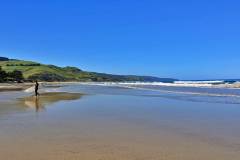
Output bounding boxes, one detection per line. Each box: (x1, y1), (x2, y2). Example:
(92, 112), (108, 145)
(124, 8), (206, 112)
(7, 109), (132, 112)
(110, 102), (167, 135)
(174, 80), (224, 84)
(56, 81), (240, 90)
(73, 82), (240, 98)
(24, 86), (35, 93)
(90, 81), (223, 87)
(72, 81), (211, 87)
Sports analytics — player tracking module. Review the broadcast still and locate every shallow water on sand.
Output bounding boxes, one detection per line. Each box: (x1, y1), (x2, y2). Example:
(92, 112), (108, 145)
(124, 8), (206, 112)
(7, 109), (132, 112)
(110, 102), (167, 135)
(0, 84), (240, 160)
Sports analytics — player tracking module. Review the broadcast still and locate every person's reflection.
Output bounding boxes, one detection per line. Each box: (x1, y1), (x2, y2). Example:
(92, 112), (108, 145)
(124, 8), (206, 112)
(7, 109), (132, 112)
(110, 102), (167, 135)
(35, 97), (41, 112)
(23, 96), (45, 112)
(21, 92), (82, 112)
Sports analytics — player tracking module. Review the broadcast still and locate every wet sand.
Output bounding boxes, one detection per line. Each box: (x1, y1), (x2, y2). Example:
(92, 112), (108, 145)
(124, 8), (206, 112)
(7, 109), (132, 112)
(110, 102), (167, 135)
(1, 81), (240, 93)
(17, 92), (84, 111)
(0, 83), (32, 91)
(0, 90), (240, 160)
(0, 82), (65, 92)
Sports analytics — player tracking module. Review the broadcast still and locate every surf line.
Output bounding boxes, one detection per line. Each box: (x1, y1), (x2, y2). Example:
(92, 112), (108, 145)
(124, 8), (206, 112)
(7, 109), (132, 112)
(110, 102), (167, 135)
(121, 86), (240, 98)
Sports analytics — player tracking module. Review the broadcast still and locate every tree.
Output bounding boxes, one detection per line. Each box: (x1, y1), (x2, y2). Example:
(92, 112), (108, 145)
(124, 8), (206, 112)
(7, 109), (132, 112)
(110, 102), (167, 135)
(0, 66), (8, 82)
(8, 70), (24, 82)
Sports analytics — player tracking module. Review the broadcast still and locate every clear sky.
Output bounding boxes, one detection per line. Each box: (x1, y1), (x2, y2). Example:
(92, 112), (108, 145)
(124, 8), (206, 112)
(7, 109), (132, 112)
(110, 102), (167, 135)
(0, 0), (239, 80)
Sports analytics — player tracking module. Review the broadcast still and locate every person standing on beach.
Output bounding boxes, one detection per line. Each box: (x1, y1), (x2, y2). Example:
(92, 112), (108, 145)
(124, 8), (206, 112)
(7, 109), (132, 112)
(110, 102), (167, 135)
(35, 80), (39, 97)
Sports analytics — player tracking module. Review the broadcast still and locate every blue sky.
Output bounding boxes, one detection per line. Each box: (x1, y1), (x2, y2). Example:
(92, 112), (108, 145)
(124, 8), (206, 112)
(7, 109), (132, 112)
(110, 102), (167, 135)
(0, 0), (239, 79)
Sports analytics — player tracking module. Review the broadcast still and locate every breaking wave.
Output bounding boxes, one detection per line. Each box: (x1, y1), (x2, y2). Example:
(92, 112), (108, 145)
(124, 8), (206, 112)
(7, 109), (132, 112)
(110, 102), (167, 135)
(70, 81), (240, 98)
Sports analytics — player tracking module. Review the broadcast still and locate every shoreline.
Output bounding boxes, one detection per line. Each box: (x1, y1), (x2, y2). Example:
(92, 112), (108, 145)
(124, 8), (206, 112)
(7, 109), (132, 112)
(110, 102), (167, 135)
(0, 82), (86, 92)
(0, 83), (33, 92)
(1, 81), (240, 92)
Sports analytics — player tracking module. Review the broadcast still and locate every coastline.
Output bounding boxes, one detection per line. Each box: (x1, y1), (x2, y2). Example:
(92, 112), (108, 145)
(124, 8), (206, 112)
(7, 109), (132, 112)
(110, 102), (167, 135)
(0, 82), (82, 92)
(0, 83), (33, 92)
(1, 81), (240, 92)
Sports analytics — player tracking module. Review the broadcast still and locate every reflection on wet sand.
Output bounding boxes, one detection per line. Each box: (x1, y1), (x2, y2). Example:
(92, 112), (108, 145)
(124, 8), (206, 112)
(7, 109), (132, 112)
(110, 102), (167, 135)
(1, 89), (240, 160)
(18, 92), (84, 112)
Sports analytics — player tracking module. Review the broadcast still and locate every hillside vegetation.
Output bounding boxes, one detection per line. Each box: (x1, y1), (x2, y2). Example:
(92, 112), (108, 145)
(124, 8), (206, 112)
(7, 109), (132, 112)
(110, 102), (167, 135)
(0, 57), (176, 82)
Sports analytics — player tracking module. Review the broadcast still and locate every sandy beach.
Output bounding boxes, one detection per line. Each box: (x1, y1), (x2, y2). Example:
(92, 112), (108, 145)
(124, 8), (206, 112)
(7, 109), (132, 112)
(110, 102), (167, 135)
(1, 0), (239, 159)
(0, 83), (33, 91)
(0, 82), (78, 92)
(0, 84), (240, 160)
(1, 81), (240, 93)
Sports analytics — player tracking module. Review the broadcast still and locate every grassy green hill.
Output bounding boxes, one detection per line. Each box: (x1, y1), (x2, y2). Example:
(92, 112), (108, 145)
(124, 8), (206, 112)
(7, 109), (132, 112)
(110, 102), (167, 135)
(0, 57), (176, 82)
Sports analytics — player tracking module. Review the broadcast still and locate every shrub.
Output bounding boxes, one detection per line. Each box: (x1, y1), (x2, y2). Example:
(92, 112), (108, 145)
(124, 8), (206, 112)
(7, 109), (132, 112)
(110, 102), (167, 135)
(8, 70), (24, 82)
(0, 66), (8, 82)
